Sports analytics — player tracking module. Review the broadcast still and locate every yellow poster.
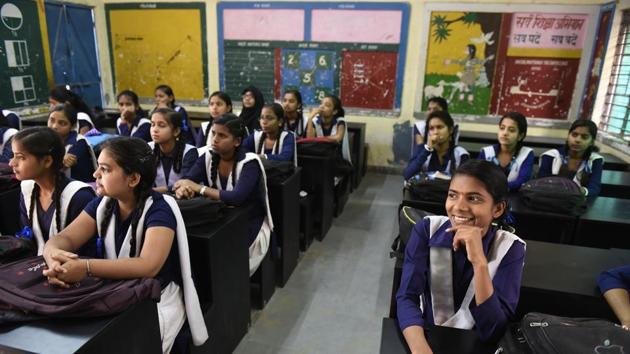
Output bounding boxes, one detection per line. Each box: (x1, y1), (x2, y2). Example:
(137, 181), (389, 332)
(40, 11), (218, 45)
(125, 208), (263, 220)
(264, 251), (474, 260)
(109, 8), (205, 100)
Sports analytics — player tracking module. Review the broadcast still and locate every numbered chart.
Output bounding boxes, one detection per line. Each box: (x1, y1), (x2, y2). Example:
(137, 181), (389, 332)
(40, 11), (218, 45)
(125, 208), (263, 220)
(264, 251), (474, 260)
(281, 49), (336, 106)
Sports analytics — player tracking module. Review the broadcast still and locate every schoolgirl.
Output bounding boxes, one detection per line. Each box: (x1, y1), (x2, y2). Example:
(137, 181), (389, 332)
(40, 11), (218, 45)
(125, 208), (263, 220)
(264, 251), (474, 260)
(48, 103), (97, 182)
(116, 90), (151, 142)
(10, 127), (95, 256)
(1, 108), (21, 130)
(404, 110), (469, 180)
(415, 96), (448, 147)
(197, 91), (233, 149)
(243, 103), (297, 165)
(478, 112), (534, 191)
(282, 89), (307, 137)
(538, 119), (604, 197)
(239, 86), (265, 134)
(49, 85), (95, 135)
(41, 137), (208, 353)
(397, 160), (526, 352)
(149, 108), (198, 193)
(154, 85), (195, 145)
(0, 111), (18, 163)
(306, 94), (352, 164)
(175, 113), (273, 275)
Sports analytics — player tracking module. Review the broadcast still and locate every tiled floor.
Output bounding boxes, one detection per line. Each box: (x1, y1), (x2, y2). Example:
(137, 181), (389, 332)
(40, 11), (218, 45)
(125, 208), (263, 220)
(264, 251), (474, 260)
(235, 173), (403, 354)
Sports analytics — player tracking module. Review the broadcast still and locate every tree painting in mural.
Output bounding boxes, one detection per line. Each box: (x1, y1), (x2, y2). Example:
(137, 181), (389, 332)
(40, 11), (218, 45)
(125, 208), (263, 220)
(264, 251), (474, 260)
(423, 12), (503, 115)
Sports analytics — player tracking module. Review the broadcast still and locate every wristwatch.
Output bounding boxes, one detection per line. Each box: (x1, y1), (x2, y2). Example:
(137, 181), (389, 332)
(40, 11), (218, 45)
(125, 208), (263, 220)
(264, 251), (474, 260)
(199, 186), (208, 197)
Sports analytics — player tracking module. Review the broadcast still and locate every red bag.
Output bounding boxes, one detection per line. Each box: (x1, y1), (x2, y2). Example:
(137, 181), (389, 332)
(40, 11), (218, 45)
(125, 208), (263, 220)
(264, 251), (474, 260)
(0, 256), (160, 321)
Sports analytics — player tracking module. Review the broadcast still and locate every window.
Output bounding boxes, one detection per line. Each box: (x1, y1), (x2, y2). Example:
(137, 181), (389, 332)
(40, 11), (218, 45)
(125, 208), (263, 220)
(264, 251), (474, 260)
(602, 10), (630, 142)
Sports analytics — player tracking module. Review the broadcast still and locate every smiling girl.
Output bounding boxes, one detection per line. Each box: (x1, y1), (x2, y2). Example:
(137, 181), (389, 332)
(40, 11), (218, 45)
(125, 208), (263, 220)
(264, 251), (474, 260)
(538, 120), (604, 197)
(404, 111), (469, 180)
(41, 137), (207, 352)
(397, 160), (525, 353)
(478, 112), (533, 191)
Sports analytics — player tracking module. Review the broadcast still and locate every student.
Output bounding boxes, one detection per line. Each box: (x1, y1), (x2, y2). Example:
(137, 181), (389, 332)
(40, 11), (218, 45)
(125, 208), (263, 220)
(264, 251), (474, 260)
(174, 113), (273, 276)
(306, 94), (352, 164)
(48, 103), (97, 182)
(538, 120), (604, 197)
(404, 111), (469, 180)
(415, 96), (448, 147)
(198, 91), (233, 149)
(397, 160), (526, 351)
(243, 103), (297, 165)
(41, 137), (208, 353)
(239, 86), (265, 135)
(116, 90), (151, 142)
(598, 266), (630, 329)
(1, 108), (21, 130)
(10, 127), (95, 256)
(154, 85), (195, 146)
(49, 85), (95, 135)
(478, 112), (533, 191)
(149, 108), (198, 193)
(282, 89), (307, 137)
(0, 111), (18, 163)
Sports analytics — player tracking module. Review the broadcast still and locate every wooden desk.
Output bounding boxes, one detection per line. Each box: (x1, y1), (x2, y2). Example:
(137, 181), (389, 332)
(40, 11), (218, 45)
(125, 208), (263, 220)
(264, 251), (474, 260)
(518, 240), (619, 320)
(380, 317), (497, 354)
(601, 153), (629, 172)
(187, 207), (251, 354)
(574, 197), (630, 249)
(268, 168), (301, 287)
(0, 299), (161, 354)
(601, 170), (630, 199)
(298, 154), (335, 241)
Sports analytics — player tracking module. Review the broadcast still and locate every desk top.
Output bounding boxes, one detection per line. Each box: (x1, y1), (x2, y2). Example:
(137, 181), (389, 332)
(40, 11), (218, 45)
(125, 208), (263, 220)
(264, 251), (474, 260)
(380, 317), (497, 354)
(602, 170), (630, 186)
(187, 206), (249, 239)
(581, 196), (630, 224)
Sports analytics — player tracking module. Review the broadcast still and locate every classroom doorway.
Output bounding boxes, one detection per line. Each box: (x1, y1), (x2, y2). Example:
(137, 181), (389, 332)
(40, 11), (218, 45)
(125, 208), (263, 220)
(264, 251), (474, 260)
(45, 2), (102, 108)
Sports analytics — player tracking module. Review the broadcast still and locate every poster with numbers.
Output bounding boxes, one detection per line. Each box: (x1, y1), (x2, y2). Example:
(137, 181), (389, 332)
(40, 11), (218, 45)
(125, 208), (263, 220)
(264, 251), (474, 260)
(281, 49), (336, 105)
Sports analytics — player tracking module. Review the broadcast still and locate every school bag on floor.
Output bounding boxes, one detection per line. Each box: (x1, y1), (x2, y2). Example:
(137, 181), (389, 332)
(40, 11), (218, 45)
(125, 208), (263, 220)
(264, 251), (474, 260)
(495, 312), (630, 354)
(405, 172), (451, 204)
(174, 196), (225, 228)
(0, 256), (161, 323)
(520, 177), (587, 216)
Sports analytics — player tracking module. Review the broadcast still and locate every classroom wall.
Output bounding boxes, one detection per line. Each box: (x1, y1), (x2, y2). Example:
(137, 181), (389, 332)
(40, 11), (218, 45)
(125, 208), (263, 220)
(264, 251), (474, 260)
(25, 0), (630, 167)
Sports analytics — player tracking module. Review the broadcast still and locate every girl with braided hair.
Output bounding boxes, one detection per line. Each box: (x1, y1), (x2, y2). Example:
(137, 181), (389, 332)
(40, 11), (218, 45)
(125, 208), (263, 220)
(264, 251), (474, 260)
(197, 91), (233, 149)
(10, 127), (95, 256)
(175, 113), (274, 275)
(282, 89), (307, 137)
(153, 85), (196, 145)
(149, 108), (198, 193)
(242, 103), (297, 165)
(42, 137), (208, 353)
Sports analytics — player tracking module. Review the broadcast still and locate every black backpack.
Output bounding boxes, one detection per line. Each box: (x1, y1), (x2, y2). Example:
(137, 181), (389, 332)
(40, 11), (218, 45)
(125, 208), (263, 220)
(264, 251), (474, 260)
(390, 206), (433, 261)
(261, 159), (295, 185)
(174, 196), (225, 228)
(0, 235), (36, 265)
(405, 173), (451, 204)
(0, 256), (161, 323)
(520, 177), (587, 216)
(496, 312), (630, 354)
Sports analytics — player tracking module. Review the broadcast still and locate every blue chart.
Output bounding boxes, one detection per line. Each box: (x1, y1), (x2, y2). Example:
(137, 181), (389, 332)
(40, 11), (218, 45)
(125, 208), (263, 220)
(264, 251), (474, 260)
(281, 49), (336, 106)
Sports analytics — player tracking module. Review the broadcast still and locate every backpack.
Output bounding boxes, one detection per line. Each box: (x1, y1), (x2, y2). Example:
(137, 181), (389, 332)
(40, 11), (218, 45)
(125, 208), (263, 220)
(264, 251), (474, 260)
(405, 172), (451, 203)
(496, 312), (630, 354)
(297, 138), (352, 176)
(520, 177), (586, 216)
(0, 235), (36, 265)
(174, 196), (225, 228)
(0, 256), (161, 322)
(390, 206), (433, 261)
(261, 159), (295, 185)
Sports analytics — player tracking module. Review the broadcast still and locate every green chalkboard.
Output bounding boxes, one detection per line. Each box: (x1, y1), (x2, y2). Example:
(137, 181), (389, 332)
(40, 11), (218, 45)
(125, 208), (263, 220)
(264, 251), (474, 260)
(0, 0), (49, 109)
(224, 46), (275, 103)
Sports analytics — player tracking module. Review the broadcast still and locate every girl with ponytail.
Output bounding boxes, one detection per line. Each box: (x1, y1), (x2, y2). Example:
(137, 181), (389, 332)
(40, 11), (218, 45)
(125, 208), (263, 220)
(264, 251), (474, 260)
(403, 110), (469, 180)
(149, 108), (198, 193)
(197, 91), (233, 149)
(10, 127), (95, 256)
(153, 84), (196, 145)
(243, 102), (297, 165)
(397, 159), (525, 351)
(42, 137), (208, 353)
(175, 113), (274, 276)
(282, 89), (307, 137)
(538, 119), (604, 197)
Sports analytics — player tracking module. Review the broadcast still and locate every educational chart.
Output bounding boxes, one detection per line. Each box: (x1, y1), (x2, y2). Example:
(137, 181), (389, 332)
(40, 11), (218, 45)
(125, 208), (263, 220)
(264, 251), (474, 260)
(105, 3), (207, 101)
(0, 0), (49, 108)
(218, 2), (410, 111)
(422, 11), (592, 120)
